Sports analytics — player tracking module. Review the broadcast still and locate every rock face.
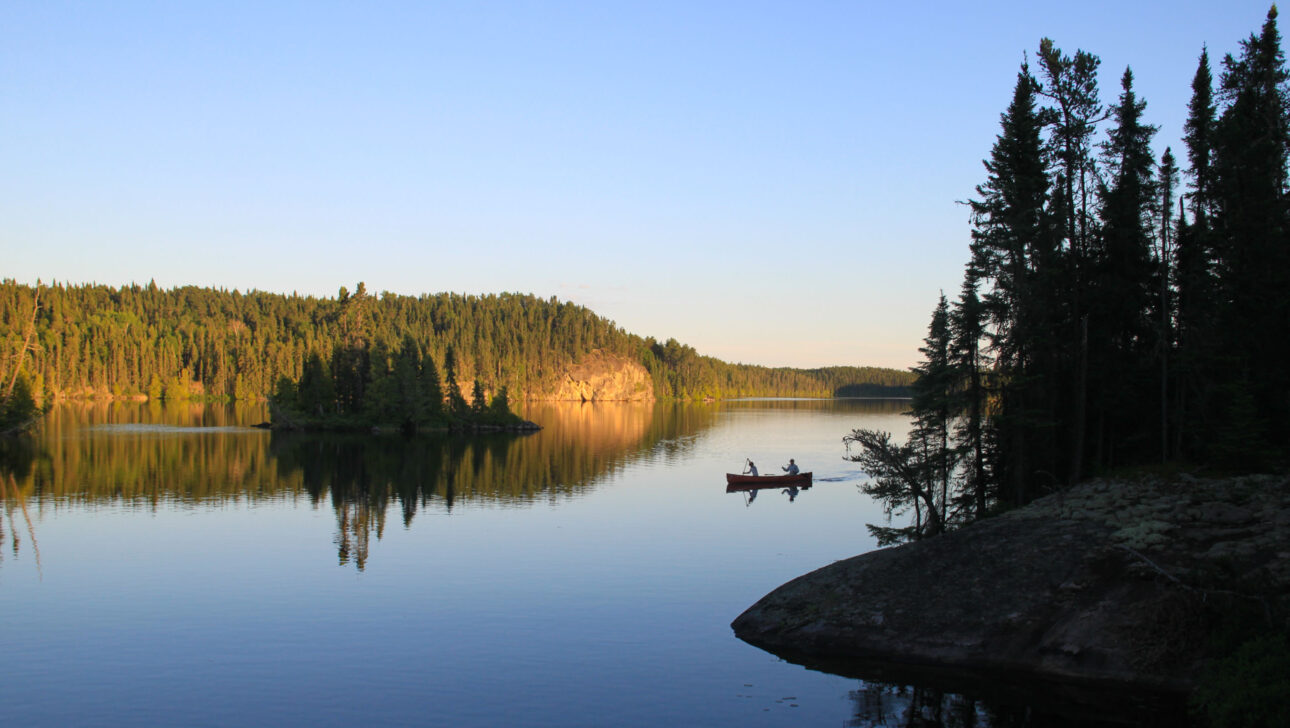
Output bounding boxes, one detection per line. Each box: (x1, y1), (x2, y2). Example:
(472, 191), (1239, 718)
(547, 349), (654, 402)
(732, 474), (1290, 691)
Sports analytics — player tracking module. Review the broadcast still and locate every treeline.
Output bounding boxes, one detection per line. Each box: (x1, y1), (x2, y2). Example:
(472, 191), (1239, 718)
(852, 8), (1290, 544)
(269, 338), (528, 432)
(0, 279), (910, 406)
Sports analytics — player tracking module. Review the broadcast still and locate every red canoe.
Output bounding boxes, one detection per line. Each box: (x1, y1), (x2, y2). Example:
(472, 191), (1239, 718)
(724, 472), (813, 491)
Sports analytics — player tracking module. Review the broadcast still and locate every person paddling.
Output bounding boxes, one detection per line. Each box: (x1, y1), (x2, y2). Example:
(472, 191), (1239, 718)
(743, 459), (759, 476)
(782, 458), (799, 475)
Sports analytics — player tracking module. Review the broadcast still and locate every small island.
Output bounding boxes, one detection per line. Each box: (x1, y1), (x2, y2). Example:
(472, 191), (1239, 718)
(269, 338), (538, 434)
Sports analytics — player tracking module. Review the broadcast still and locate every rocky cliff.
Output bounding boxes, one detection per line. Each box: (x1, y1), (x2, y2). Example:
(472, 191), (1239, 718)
(545, 349), (654, 402)
(732, 474), (1290, 692)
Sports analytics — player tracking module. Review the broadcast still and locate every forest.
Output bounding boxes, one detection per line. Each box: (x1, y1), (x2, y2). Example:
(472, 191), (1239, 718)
(843, 10), (1290, 723)
(0, 279), (913, 424)
(852, 7), (1290, 542)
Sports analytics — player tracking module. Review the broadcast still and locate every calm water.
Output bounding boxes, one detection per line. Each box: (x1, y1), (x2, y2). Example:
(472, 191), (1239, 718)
(1, 400), (1179, 727)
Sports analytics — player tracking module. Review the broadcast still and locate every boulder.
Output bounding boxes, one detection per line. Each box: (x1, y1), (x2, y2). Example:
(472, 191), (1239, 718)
(732, 475), (1290, 692)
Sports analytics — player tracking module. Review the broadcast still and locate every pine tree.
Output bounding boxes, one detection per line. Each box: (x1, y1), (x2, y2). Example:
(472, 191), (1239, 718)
(1036, 41), (1104, 486)
(1037, 40), (1104, 259)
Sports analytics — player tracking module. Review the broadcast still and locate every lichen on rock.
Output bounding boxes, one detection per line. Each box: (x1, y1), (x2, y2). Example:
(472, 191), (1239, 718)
(731, 473), (1290, 692)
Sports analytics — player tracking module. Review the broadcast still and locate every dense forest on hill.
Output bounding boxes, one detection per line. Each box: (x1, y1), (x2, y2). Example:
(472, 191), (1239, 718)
(0, 279), (913, 408)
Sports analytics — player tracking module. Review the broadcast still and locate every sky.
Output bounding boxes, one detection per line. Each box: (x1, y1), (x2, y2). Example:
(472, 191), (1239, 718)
(1, 1), (1275, 369)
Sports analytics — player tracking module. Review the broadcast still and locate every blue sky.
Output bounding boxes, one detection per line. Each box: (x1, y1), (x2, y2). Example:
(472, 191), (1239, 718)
(1, 1), (1273, 368)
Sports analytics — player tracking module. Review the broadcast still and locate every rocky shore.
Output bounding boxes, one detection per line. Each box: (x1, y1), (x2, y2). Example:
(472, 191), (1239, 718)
(732, 473), (1290, 692)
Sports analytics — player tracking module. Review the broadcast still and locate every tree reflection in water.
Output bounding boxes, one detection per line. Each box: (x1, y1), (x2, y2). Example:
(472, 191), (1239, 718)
(0, 401), (715, 571)
(845, 676), (1190, 727)
(268, 401), (712, 570)
(849, 682), (986, 728)
(0, 436), (41, 573)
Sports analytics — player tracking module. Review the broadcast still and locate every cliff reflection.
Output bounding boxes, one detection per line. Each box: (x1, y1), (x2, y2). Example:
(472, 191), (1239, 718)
(1, 401), (717, 571)
(272, 401), (714, 569)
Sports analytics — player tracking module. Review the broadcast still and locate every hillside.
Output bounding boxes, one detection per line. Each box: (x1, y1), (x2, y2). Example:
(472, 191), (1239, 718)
(0, 280), (914, 403)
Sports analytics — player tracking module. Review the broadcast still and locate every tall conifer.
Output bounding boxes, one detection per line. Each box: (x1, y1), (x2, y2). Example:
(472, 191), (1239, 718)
(968, 65), (1057, 505)
(1212, 6), (1290, 449)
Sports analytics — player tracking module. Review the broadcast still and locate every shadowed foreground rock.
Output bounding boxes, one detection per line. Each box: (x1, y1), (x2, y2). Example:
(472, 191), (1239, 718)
(732, 474), (1290, 692)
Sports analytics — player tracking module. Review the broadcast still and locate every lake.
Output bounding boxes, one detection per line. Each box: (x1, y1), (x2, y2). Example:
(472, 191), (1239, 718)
(0, 399), (1180, 727)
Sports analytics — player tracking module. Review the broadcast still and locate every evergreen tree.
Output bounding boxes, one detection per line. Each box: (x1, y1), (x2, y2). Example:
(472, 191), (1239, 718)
(846, 299), (962, 544)
(489, 386), (514, 421)
(296, 352), (335, 417)
(1176, 49), (1221, 457)
(1089, 67), (1159, 469)
(909, 294), (957, 529)
(1156, 147), (1180, 462)
(419, 349), (445, 422)
(968, 65), (1058, 506)
(1036, 40), (1103, 486)
(950, 276), (989, 518)
(0, 372), (40, 434)
(442, 347), (468, 416)
(1037, 39), (1104, 258)
(1184, 48), (1217, 222)
(1211, 6), (1290, 450)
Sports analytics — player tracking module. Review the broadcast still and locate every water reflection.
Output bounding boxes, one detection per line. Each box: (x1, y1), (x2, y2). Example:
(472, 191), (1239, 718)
(268, 402), (720, 569)
(0, 436), (41, 572)
(3, 398), (1183, 726)
(848, 683), (986, 727)
(793, 653), (1189, 727)
(845, 678), (1190, 727)
(0, 401), (722, 571)
(726, 473), (815, 506)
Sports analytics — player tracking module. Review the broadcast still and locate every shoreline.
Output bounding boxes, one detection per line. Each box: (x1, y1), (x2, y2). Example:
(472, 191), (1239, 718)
(732, 473), (1289, 696)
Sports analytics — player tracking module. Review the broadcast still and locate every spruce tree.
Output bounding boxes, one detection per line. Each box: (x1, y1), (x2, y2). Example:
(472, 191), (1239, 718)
(909, 294), (957, 529)
(1089, 67), (1158, 468)
(950, 277), (989, 518)
(1212, 5), (1290, 449)
(442, 347), (468, 416)
(1176, 48), (1221, 457)
(968, 65), (1057, 506)
(1157, 148), (1179, 462)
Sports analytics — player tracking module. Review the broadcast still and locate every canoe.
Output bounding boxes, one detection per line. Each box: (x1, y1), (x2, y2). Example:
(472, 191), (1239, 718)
(725, 472), (813, 491)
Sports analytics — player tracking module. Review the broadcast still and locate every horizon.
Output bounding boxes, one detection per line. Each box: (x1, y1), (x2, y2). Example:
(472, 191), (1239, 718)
(2, 1), (1271, 369)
